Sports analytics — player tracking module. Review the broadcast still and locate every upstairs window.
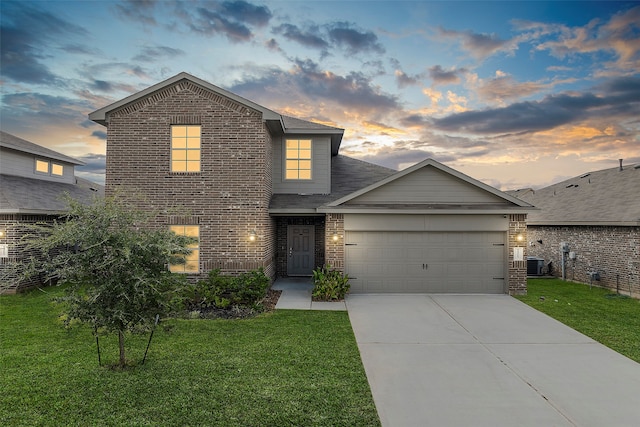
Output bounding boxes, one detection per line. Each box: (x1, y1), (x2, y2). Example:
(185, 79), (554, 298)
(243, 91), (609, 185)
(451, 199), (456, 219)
(51, 163), (64, 176)
(36, 159), (49, 174)
(171, 125), (201, 172)
(169, 225), (200, 273)
(285, 139), (312, 180)
(35, 159), (64, 176)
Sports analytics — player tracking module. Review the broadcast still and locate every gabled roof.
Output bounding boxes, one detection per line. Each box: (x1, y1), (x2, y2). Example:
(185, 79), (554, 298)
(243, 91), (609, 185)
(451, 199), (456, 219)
(511, 163), (640, 226)
(0, 131), (84, 165)
(282, 116), (344, 155)
(321, 158), (533, 214)
(269, 155), (395, 214)
(89, 72), (344, 152)
(0, 174), (104, 214)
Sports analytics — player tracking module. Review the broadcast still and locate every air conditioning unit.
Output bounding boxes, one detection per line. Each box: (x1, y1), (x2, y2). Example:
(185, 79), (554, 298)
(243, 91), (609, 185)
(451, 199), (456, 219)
(527, 257), (544, 276)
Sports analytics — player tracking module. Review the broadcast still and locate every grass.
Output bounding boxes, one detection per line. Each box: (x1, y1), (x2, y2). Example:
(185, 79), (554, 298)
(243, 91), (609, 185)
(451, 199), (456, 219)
(516, 278), (640, 363)
(0, 287), (380, 426)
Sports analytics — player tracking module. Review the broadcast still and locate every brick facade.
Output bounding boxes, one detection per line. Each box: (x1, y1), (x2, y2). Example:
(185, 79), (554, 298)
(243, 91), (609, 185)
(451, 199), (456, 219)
(0, 214), (57, 293)
(527, 225), (640, 297)
(325, 213), (345, 271)
(508, 214), (528, 295)
(105, 80), (275, 281)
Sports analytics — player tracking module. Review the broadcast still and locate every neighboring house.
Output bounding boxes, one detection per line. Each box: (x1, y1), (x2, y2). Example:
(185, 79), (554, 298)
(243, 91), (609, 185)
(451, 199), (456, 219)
(0, 131), (104, 293)
(89, 72), (532, 295)
(510, 162), (640, 297)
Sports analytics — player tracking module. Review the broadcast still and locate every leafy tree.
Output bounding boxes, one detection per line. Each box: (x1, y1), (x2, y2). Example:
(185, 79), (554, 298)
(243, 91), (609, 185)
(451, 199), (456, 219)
(22, 194), (195, 367)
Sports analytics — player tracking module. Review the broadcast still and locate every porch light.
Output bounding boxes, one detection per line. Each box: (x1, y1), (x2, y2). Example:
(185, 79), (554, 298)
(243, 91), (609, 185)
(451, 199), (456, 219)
(249, 230), (257, 242)
(332, 233), (340, 242)
(516, 233), (524, 242)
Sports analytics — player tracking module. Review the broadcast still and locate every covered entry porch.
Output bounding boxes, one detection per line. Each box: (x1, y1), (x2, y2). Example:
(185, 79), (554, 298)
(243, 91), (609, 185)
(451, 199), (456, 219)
(274, 216), (326, 277)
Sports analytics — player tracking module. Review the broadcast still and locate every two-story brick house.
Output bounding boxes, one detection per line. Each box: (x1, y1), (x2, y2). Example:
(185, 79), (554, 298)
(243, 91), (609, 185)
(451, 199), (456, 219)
(90, 72), (532, 294)
(0, 131), (104, 292)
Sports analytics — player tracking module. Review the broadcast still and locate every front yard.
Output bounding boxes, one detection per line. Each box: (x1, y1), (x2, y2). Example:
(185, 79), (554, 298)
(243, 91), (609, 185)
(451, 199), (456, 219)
(517, 278), (640, 363)
(0, 287), (380, 426)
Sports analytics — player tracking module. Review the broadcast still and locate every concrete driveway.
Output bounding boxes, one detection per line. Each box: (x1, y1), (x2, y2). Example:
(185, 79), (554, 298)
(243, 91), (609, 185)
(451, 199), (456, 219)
(346, 294), (640, 427)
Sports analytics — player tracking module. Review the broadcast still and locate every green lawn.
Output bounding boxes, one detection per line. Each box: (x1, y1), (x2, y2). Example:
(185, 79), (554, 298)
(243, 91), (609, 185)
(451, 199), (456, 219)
(0, 288), (380, 426)
(517, 279), (640, 363)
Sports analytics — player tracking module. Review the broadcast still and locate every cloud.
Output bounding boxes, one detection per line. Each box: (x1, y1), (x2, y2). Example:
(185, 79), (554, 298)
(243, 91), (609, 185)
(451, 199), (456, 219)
(437, 27), (515, 60)
(327, 22), (385, 55)
(272, 23), (329, 51)
(0, 3), (87, 84)
(91, 130), (107, 140)
(471, 71), (574, 104)
(187, 1), (272, 42)
(432, 76), (640, 135)
(114, 0), (157, 26)
(133, 46), (186, 62)
(229, 59), (400, 120)
(428, 65), (466, 85)
(520, 6), (640, 73)
(75, 153), (106, 185)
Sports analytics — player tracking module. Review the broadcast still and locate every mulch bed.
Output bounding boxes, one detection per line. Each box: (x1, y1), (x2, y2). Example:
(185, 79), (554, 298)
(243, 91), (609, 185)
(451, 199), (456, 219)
(184, 288), (282, 319)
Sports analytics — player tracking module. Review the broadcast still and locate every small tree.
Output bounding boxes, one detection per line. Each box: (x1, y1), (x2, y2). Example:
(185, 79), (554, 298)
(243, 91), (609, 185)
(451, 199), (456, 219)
(23, 194), (195, 368)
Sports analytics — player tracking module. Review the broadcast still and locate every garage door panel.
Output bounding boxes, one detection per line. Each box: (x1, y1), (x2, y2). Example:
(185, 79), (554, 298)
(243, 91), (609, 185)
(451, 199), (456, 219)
(345, 231), (506, 294)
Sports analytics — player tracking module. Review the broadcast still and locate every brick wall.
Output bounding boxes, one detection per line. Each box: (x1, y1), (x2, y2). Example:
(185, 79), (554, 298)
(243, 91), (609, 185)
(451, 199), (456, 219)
(528, 225), (640, 297)
(325, 213), (344, 271)
(0, 214), (57, 293)
(508, 214), (528, 295)
(105, 80), (275, 281)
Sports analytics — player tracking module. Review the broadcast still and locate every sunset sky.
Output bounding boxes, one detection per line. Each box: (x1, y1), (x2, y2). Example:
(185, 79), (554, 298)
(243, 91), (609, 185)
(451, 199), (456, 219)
(1, 0), (639, 189)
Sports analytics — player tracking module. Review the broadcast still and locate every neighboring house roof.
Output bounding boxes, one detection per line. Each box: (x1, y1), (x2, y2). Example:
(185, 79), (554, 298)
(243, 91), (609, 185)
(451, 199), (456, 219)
(320, 158), (533, 214)
(0, 174), (103, 214)
(269, 155), (396, 214)
(0, 131), (84, 166)
(510, 163), (640, 226)
(89, 72), (344, 154)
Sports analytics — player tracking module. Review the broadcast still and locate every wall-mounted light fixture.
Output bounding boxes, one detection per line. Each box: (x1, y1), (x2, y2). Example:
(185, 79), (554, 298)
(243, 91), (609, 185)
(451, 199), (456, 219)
(332, 233), (340, 242)
(249, 230), (257, 242)
(0, 229), (5, 238)
(516, 233), (524, 242)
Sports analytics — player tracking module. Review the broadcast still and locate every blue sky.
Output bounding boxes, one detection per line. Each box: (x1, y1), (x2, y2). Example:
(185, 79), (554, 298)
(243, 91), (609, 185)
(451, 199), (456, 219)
(1, 0), (639, 189)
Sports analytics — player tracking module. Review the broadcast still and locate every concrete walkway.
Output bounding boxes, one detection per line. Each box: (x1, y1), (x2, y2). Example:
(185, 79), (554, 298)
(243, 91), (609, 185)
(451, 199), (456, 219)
(271, 278), (346, 311)
(346, 294), (640, 427)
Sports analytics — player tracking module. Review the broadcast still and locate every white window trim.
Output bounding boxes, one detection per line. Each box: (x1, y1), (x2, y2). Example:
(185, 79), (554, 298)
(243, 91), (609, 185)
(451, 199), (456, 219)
(283, 139), (313, 181)
(170, 125), (201, 173)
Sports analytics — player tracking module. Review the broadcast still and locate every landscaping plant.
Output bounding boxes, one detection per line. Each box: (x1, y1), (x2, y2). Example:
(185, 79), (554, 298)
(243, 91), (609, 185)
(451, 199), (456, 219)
(19, 193), (196, 368)
(183, 268), (270, 314)
(312, 264), (350, 301)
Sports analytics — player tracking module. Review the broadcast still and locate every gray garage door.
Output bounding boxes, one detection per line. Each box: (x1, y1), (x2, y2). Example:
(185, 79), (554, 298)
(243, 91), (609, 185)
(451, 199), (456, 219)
(345, 231), (506, 293)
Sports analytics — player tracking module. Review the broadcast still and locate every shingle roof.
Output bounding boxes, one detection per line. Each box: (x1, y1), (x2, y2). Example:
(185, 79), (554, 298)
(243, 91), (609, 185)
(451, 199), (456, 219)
(0, 175), (104, 214)
(510, 163), (640, 226)
(281, 115), (342, 132)
(0, 131), (84, 165)
(269, 155), (396, 213)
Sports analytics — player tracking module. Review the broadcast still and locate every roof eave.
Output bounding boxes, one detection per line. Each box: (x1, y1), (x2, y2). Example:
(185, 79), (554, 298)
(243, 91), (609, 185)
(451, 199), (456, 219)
(89, 72), (282, 126)
(317, 206), (535, 215)
(528, 221), (640, 227)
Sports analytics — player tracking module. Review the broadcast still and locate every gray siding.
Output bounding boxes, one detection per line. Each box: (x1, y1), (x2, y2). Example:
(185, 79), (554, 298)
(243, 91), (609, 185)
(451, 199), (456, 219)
(0, 148), (76, 184)
(344, 214), (509, 232)
(347, 166), (506, 205)
(272, 135), (331, 194)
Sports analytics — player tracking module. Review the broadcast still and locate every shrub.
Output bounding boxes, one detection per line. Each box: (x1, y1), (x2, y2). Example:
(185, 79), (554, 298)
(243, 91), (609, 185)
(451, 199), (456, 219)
(186, 268), (270, 311)
(312, 265), (350, 301)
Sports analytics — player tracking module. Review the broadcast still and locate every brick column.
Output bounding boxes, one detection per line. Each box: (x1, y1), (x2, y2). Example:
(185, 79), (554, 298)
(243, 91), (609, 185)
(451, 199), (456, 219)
(325, 213), (344, 271)
(508, 213), (528, 295)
